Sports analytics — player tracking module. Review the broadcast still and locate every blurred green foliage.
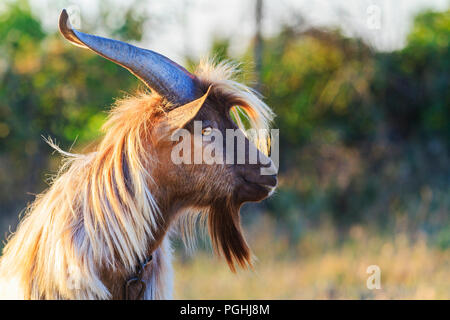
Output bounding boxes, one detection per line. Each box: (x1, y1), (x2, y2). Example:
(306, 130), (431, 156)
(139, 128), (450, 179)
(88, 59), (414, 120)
(0, 1), (142, 218)
(255, 10), (449, 243)
(0, 1), (448, 252)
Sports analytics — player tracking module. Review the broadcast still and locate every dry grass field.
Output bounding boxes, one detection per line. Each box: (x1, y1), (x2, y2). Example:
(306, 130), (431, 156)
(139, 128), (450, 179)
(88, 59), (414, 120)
(173, 215), (450, 299)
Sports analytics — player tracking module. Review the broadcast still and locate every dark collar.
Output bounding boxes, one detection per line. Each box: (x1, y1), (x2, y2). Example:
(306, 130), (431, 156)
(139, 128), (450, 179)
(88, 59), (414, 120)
(124, 255), (153, 300)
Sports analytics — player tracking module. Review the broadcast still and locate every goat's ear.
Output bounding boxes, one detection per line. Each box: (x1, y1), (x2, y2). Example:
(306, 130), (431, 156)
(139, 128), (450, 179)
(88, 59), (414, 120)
(166, 85), (212, 129)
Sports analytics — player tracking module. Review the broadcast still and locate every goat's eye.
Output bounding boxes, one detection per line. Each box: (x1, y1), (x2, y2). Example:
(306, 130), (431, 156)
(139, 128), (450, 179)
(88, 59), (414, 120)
(201, 126), (213, 136)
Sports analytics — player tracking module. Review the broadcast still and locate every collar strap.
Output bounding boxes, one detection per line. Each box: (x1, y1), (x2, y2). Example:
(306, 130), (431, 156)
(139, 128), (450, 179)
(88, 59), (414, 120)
(124, 255), (153, 300)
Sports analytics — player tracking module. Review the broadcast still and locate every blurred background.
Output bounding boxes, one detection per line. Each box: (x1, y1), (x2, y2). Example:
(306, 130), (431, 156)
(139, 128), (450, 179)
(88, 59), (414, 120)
(0, 0), (449, 299)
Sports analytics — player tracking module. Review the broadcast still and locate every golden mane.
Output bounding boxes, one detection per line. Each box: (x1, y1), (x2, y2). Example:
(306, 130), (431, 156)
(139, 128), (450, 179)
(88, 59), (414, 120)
(0, 92), (165, 299)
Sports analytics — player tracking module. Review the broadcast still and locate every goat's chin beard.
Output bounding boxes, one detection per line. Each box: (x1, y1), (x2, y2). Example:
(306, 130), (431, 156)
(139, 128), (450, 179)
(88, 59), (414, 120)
(208, 197), (252, 272)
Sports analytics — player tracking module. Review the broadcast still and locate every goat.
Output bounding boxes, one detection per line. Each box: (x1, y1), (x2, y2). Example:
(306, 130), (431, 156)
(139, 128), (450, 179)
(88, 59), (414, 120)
(0, 9), (277, 299)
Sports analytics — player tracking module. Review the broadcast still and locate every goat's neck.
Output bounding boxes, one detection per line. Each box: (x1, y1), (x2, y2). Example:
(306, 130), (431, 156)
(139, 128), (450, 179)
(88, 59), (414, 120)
(103, 190), (188, 299)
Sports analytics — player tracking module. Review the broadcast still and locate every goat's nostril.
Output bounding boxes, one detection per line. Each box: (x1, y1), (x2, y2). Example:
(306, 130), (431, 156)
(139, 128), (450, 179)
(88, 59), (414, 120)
(260, 160), (278, 176)
(264, 174), (278, 187)
(243, 174), (278, 188)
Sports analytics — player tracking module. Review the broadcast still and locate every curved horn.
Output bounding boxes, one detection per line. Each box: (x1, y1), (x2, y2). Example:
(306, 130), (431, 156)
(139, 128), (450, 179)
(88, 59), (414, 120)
(58, 9), (199, 106)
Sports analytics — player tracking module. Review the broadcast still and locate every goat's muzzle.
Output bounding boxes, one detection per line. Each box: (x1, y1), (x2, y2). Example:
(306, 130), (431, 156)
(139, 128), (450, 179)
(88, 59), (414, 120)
(234, 157), (278, 204)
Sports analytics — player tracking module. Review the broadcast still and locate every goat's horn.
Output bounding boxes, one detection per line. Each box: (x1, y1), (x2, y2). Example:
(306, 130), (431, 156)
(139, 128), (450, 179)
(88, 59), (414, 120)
(58, 9), (199, 106)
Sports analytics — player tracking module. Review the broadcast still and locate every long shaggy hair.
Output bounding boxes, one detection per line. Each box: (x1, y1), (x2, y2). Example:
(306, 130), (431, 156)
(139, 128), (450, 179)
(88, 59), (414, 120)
(0, 59), (273, 299)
